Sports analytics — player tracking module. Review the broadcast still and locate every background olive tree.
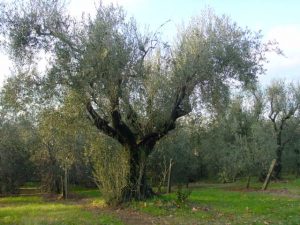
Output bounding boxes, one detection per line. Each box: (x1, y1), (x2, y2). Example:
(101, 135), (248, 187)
(264, 81), (300, 178)
(0, 116), (34, 194)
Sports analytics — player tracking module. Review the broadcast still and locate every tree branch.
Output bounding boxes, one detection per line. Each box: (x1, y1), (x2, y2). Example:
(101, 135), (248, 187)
(138, 83), (191, 153)
(86, 101), (125, 143)
(111, 109), (137, 148)
(268, 96), (278, 132)
(107, 78), (137, 148)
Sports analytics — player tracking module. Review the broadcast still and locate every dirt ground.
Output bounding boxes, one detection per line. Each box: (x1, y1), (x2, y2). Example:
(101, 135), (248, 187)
(103, 208), (174, 225)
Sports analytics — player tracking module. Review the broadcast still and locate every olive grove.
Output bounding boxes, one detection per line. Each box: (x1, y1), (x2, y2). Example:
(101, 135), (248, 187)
(0, 0), (280, 202)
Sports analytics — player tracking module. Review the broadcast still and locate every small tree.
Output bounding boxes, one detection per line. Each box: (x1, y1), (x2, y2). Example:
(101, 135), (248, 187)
(86, 134), (129, 205)
(34, 91), (88, 197)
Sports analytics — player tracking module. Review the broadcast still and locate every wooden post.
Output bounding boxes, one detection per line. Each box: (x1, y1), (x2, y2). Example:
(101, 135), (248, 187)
(167, 158), (173, 194)
(246, 176), (251, 189)
(262, 159), (277, 191)
(60, 176), (64, 196)
(63, 168), (68, 199)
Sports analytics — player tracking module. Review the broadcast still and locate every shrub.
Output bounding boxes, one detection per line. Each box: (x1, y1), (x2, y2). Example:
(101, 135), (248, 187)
(176, 185), (192, 206)
(87, 135), (129, 205)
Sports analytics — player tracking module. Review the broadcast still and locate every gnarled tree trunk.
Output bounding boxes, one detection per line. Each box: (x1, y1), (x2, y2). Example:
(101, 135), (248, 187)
(122, 147), (154, 201)
(273, 145), (283, 179)
(86, 80), (190, 202)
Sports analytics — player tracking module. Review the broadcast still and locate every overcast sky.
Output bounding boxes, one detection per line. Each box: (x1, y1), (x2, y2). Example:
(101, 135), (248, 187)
(0, 0), (299, 86)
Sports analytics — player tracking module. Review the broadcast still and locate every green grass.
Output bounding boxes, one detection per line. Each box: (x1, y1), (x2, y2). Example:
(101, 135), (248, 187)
(70, 186), (101, 198)
(1, 179), (300, 224)
(0, 195), (123, 225)
(132, 179), (300, 225)
(21, 182), (41, 188)
(268, 178), (300, 195)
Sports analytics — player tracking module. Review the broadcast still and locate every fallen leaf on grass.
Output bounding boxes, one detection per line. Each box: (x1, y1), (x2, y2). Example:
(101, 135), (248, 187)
(192, 207), (198, 212)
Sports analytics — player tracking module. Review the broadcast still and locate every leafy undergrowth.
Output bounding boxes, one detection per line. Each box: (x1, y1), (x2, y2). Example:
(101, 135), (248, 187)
(131, 179), (300, 225)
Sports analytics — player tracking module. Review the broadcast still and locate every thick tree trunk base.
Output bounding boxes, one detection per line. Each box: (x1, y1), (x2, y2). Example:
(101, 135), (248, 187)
(122, 185), (155, 202)
(273, 162), (282, 179)
(246, 176), (251, 189)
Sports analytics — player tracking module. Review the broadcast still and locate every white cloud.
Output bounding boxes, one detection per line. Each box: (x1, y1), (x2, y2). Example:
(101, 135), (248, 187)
(69, 0), (146, 18)
(0, 54), (11, 87)
(102, 0), (140, 6)
(267, 25), (300, 51)
(69, 0), (97, 18)
(103, 0), (150, 19)
(260, 25), (300, 85)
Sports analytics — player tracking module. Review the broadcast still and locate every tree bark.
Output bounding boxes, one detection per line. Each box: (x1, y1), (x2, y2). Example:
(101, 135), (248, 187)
(122, 147), (154, 201)
(167, 158), (173, 194)
(86, 83), (191, 202)
(268, 105), (296, 179)
(63, 168), (68, 199)
(273, 146), (283, 179)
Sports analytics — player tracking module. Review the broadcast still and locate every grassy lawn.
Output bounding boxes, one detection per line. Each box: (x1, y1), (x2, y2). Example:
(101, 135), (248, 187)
(0, 179), (300, 224)
(132, 178), (300, 225)
(0, 195), (123, 225)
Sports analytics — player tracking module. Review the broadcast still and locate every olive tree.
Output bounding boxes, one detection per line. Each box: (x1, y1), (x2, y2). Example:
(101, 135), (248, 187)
(148, 123), (202, 190)
(0, 116), (34, 194)
(0, 0), (274, 201)
(200, 93), (275, 184)
(265, 81), (300, 178)
(0, 84), (36, 194)
(33, 91), (88, 197)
